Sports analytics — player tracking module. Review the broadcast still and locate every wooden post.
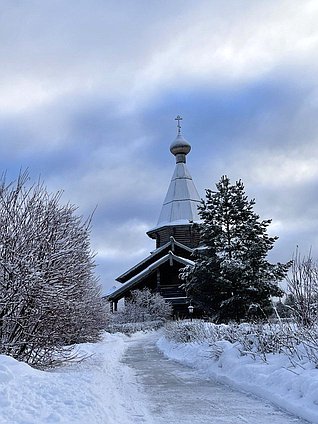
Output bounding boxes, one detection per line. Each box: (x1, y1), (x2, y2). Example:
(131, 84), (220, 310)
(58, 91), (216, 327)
(156, 269), (161, 292)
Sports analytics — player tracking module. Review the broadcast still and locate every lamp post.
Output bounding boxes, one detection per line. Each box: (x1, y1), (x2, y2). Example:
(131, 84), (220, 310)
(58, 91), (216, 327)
(188, 304), (194, 322)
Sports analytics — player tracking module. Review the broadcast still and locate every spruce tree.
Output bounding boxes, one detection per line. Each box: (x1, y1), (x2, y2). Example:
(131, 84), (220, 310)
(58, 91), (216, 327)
(181, 175), (290, 322)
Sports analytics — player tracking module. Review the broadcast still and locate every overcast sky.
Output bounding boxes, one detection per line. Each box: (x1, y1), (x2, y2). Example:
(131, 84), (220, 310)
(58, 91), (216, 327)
(1, 0), (318, 293)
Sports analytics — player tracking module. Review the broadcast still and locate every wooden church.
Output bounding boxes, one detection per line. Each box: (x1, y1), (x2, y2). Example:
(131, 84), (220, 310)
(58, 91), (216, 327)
(108, 117), (201, 314)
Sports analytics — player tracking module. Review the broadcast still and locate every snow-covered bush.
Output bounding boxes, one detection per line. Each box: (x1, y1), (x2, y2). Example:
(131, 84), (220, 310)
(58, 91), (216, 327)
(106, 320), (164, 334)
(106, 289), (172, 333)
(0, 172), (107, 368)
(115, 289), (172, 323)
(164, 320), (318, 366)
(164, 320), (218, 343)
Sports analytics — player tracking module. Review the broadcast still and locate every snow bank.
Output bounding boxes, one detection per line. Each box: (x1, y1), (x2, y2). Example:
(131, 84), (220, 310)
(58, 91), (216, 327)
(157, 336), (318, 424)
(0, 332), (149, 424)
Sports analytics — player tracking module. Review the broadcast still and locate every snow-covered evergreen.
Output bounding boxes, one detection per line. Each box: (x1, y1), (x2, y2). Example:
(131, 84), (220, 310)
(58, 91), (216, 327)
(181, 175), (290, 321)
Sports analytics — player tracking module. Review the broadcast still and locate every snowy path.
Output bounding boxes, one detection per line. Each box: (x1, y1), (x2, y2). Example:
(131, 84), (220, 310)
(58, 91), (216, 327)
(122, 333), (309, 424)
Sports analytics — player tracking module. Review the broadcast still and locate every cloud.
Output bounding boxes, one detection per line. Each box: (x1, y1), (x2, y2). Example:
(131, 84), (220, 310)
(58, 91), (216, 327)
(2, 1), (318, 114)
(132, 1), (318, 104)
(1, 1), (318, 292)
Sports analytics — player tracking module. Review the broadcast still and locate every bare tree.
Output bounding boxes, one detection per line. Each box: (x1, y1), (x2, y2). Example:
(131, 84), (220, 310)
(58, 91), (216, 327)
(286, 249), (318, 326)
(0, 171), (107, 368)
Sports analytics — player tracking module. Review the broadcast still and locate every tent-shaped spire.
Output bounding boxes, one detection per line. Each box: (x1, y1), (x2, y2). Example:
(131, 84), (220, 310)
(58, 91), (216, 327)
(155, 116), (201, 228)
(108, 117), (201, 314)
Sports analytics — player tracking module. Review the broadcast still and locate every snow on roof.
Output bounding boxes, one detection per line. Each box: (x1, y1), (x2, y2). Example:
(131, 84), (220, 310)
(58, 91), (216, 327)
(108, 252), (194, 301)
(116, 237), (193, 283)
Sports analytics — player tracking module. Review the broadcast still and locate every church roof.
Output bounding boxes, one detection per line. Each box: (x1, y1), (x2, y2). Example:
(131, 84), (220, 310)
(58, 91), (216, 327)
(108, 251), (194, 302)
(116, 237), (193, 283)
(150, 116), (201, 231)
(156, 161), (201, 227)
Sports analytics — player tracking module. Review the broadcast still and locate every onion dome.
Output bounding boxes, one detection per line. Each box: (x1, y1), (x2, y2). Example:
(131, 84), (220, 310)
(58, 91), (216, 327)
(170, 134), (191, 156)
(170, 115), (191, 163)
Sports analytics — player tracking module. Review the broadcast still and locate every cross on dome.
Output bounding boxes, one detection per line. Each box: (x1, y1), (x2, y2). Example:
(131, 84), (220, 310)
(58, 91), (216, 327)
(175, 115), (183, 135)
(170, 115), (191, 161)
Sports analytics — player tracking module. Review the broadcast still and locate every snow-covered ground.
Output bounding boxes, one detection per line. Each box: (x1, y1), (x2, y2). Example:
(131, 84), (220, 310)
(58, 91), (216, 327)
(0, 330), (317, 423)
(0, 332), (150, 424)
(123, 331), (308, 424)
(157, 333), (318, 424)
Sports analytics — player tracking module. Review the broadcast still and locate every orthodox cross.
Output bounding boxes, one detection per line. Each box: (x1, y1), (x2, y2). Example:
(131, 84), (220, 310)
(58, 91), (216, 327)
(175, 115), (182, 135)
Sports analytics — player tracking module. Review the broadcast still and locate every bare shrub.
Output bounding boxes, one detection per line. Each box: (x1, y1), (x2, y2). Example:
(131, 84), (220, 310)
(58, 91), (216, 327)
(286, 249), (318, 326)
(165, 320), (224, 344)
(164, 320), (318, 367)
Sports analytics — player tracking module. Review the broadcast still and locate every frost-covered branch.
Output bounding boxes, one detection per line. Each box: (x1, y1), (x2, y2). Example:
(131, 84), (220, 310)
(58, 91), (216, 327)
(0, 172), (107, 368)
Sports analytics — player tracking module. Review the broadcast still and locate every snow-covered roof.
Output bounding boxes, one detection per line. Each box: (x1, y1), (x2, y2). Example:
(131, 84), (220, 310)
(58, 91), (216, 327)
(108, 251), (194, 301)
(151, 129), (201, 232)
(116, 237), (193, 283)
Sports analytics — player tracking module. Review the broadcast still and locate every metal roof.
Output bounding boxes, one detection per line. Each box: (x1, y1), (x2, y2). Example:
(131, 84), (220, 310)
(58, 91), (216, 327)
(157, 161), (201, 226)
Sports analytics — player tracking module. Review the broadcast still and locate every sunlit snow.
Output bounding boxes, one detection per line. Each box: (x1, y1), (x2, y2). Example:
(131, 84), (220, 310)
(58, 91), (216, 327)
(0, 330), (317, 423)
